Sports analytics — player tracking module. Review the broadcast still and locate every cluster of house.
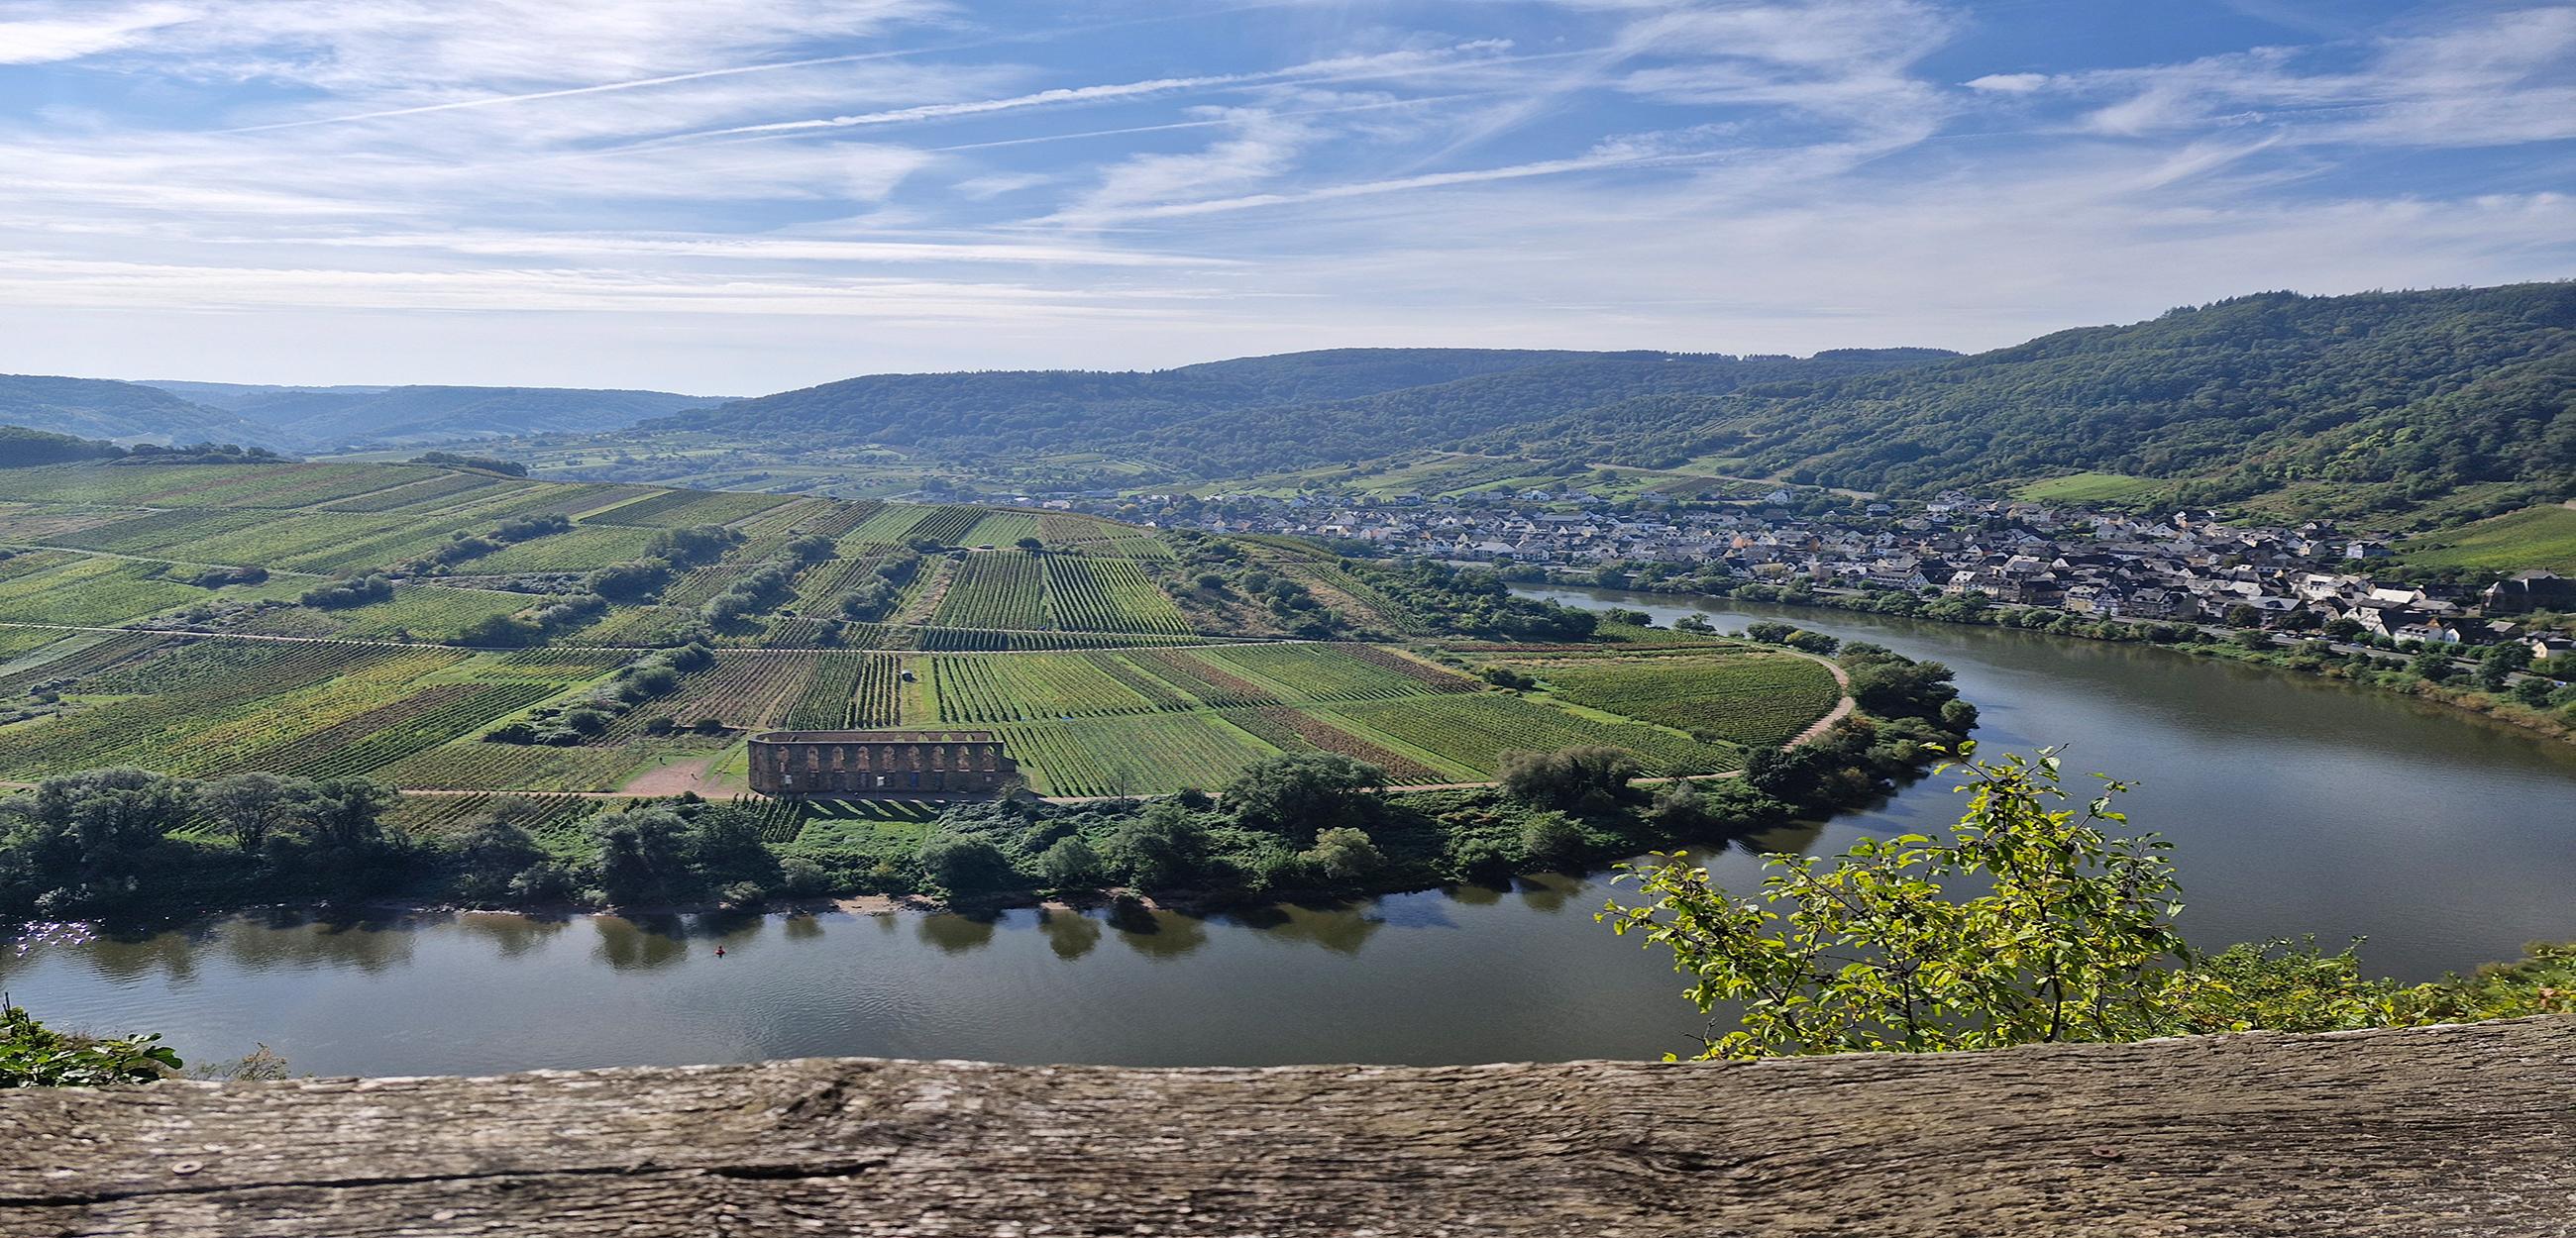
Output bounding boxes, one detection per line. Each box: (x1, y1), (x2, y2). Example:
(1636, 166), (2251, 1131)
(1056, 487), (2576, 661)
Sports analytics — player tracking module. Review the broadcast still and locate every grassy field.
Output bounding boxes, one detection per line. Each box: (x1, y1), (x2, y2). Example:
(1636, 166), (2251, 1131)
(2399, 505), (2576, 573)
(2013, 471), (2171, 505)
(0, 460), (1850, 797)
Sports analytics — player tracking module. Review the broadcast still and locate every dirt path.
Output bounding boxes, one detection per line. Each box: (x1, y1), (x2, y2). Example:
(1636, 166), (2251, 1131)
(1785, 652), (1858, 748)
(620, 759), (714, 797)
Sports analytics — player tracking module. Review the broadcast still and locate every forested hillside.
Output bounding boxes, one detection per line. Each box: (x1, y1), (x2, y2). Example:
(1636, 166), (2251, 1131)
(0, 374), (260, 444)
(140, 382), (722, 448)
(1515, 282), (2573, 521)
(640, 281), (2569, 522)
(646, 348), (1950, 471)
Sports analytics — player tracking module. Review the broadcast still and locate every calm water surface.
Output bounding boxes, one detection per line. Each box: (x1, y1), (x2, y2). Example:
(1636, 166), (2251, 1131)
(6, 586), (2571, 1076)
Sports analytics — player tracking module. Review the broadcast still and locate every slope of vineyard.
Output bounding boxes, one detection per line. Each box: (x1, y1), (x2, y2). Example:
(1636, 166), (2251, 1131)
(0, 461), (1847, 800)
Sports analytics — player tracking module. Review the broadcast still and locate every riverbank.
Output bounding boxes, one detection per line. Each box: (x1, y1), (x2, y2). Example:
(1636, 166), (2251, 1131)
(1554, 575), (2576, 747)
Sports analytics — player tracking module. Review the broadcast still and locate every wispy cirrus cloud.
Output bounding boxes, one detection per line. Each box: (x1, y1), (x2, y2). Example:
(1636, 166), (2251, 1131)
(0, 2), (196, 65)
(0, 0), (2565, 390)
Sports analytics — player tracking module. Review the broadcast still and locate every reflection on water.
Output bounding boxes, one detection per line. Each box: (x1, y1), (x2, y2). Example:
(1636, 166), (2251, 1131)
(7, 584), (2572, 1077)
(1038, 908), (1101, 961)
(918, 912), (998, 955)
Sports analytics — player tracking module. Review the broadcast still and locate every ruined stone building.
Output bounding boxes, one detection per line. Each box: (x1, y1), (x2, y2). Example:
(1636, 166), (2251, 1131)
(748, 730), (1018, 797)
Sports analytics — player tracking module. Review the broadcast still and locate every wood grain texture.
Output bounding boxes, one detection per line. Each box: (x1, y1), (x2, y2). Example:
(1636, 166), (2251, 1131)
(4, 1017), (2572, 1237)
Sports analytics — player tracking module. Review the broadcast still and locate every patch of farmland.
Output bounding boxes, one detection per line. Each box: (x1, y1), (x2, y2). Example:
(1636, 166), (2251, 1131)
(0, 641), (452, 778)
(311, 470), (513, 513)
(581, 487), (797, 528)
(236, 681), (563, 779)
(1125, 647), (1283, 707)
(0, 464), (332, 507)
(0, 503), (154, 543)
(782, 653), (905, 729)
(1515, 651), (1841, 748)
(0, 557), (208, 626)
(959, 510), (1042, 546)
(0, 624), (75, 667)
(463, 525), (661, 572)
(0, 629), (173, 696)
(1043, 556), (1191, 634)
(1197, 643), (1466, 702)
(241, 583), (535, 643)
(652, 651), (827, 729)
(996, 713), (1276, 797)
(376, 738), (646, 792)
(50, 508), (273, 556)
(933, 551), (1049, 630)
(555, 603), (698, 647)
(912, 627), (1203, 652)
(383, 791), (601, 843)
(660, 565), (751, 608)
(1322, 693), (1744, 779)
(784, 499), (883, 539)
(928, 652), (1170, 724)
(1220, 707), (1445, 784)
(839, 503), (936, 547)
(901, 505), (984, 547)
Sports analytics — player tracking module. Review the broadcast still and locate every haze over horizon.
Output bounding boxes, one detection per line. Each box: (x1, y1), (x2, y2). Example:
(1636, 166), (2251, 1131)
(1, 0), (2570, 392)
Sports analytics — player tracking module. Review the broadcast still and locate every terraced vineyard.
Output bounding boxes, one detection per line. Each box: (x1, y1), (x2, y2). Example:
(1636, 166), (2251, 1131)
(933, 551), (1049, 629)
(0, 460), (1847, 801)
(1043, 556), (1192, 634)
(1499, 649), (1842, 748)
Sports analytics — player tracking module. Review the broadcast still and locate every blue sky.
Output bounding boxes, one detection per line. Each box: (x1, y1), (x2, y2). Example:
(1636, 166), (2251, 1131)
(0, 0), (2568, 393)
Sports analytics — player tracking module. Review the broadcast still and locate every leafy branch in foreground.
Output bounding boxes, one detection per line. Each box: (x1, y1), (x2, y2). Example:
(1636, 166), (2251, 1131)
(1600, 744), (2414, 1060)
(1, 997), (180, 1087)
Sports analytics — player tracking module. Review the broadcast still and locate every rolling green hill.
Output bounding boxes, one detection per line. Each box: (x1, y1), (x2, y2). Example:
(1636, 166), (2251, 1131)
(642, 347), (1950, 476)
(0, 374), (263, 444)
(140, 381), (725, 448)
(632, 283), (2571, 524)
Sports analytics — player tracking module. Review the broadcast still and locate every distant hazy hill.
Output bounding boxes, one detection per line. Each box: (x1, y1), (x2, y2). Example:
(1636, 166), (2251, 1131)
(645, 347), (1952, 472)
(0, 374), (263, 444)
(135, 381), (724, 448)
(0, 424), (128, 466)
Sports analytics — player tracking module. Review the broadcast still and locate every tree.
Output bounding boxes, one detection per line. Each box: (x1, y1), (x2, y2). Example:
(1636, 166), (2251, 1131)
(0, 769), (194, 913)
(195, 773), (306, 854)
(1222, 753), (1385, 844)
(1301, 827), (1384, 881)
(918, 834), (1020, 894)
(1035, 836), (1106, 888)
(590, 809), (692, 905)
(1105, 800), (1207, 888)
(454, 819), (548, 905)
(1600, 746), (2404, 1061)
(1497, 746), (1639, 812)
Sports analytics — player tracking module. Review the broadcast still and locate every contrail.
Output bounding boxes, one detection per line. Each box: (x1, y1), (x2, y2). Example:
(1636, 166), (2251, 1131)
(638, 43), (1549, 147)
(215, 1), (1327, 135)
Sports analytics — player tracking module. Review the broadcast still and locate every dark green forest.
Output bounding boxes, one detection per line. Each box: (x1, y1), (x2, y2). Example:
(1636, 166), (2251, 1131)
(1531, 282), (2574, 521)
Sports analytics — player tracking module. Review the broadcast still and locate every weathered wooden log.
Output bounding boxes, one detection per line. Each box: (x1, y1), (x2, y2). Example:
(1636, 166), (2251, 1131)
(4, 1017), (2571, 1237)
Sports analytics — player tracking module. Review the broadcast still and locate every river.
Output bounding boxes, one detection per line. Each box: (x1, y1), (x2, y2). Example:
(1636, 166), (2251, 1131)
(5, 586), (2571, 1076)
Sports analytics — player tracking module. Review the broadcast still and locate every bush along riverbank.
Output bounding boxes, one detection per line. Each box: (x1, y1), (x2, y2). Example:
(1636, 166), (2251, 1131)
(1556, 573), (2576, 745)
(0, 646), (1971, 923)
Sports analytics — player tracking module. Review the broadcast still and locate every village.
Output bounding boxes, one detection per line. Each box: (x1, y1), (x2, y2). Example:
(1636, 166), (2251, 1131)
(1032, 484), (2576, 665)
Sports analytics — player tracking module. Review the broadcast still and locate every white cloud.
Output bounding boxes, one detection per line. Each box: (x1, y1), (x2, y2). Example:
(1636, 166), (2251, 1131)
(0, 2), (196, 64)
(1965, 72), (2050, 93)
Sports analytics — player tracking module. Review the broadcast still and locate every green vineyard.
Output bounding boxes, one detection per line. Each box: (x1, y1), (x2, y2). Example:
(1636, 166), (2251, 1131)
(0, 459), (1848, 803)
